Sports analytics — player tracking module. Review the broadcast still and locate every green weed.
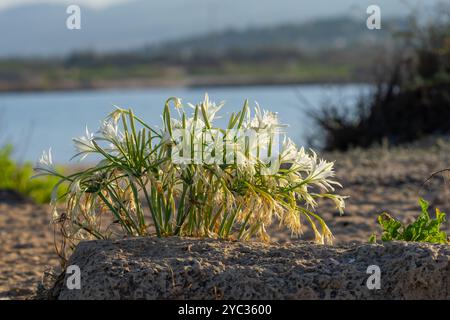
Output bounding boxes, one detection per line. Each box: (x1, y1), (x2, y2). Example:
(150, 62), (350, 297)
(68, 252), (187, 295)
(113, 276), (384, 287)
(369, 198), (448, 244)
(0, 145), (63, 204)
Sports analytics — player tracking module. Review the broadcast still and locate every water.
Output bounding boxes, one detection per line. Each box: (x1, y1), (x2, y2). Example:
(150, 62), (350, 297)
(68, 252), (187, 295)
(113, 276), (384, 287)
(0, 84), (370, 163)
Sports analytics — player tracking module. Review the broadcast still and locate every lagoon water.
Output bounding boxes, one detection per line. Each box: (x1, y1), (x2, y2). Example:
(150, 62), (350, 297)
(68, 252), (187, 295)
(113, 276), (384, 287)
(0, 84), (370, 163)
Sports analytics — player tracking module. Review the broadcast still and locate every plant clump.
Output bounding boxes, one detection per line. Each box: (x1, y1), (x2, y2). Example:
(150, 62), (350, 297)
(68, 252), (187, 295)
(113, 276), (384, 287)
(35, 94), (346, 257)
(369, 198), (449, 244)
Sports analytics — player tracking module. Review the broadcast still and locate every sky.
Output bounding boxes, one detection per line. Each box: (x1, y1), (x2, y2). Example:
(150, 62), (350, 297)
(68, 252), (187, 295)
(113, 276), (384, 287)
(0, 0), (446, 12)
(0, 0), (129, 11)
(0, 0), (446, 16)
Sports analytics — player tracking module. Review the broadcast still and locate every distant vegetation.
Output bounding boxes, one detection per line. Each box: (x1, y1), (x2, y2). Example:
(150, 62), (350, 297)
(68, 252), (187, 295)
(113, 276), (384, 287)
(0, 145), (63, 204)
(0, 16), (400, 92)
(151, 16), (396, 54)
(312, 10), (450, 150)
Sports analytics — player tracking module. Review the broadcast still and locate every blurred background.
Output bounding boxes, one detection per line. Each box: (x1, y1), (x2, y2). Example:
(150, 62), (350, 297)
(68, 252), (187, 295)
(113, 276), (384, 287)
(0, 0), (448, 162)
(1, 1), (450, 300)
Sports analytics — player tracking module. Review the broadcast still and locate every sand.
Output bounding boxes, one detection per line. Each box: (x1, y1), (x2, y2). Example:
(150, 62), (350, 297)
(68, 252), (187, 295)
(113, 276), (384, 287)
(1, 137), (449, 299)
(0, 191), (60, 300)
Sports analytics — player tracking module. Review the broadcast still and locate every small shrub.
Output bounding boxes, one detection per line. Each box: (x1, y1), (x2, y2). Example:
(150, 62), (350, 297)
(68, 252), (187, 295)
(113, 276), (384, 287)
(369, 198), (449, 244)
(35, 94), (346, 255)
(0, 145), (63, 204)
(310, 10), (450, 151)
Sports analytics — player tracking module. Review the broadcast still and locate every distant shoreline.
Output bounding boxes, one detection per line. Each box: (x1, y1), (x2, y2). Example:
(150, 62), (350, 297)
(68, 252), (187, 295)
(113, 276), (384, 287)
(0, 76), (369, 94)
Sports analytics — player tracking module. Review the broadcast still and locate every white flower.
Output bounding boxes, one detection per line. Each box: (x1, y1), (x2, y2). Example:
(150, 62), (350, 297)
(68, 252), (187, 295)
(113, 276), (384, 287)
(73, 126), (96, 161)
(202, 93), (224, 123)
(39, 148), (53, 168)
(173, 117), (206, 132)
(292, 147), (313, 172)
(306, 152), (341, 191)
(169, 118), (205, 155)
(188, 94), (224, 123)
(98, 119), (122, 141)
(167, 97), (184, 117)
(279, 139), (312, 175)
(237, 157), (257, 178)
(107, 106), (125, 123)
(280, 137), (298, 162)
(160, 128), (173, 145)
(331, 195), (346, 215)
(249, 103), (286, 132)
(34, 148), (56, 177)
(172, 97), (182, 109)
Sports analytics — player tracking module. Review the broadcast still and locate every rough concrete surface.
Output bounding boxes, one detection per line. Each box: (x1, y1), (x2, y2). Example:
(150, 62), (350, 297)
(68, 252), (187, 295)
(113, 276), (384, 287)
(57, 237), (450, 300)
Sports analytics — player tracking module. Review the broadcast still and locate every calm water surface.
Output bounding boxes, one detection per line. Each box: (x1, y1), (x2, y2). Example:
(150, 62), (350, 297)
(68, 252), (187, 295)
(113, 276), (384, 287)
(0, 84), (370, 163)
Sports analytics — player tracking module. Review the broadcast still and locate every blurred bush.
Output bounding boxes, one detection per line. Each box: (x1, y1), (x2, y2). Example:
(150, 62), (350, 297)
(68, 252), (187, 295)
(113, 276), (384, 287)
(0, 145), (63, 204)
(312, 9), (450, 151)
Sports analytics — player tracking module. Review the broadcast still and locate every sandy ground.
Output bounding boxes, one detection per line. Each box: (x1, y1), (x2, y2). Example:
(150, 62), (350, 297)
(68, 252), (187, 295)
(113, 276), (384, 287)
(0, 192), (60, 300)
(1, 137), (450, 299)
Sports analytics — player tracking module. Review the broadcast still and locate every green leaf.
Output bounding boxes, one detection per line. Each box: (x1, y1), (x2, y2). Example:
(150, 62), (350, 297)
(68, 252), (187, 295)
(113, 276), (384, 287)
(371, 198), (449, 244)
(368, 234), (377, 244)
